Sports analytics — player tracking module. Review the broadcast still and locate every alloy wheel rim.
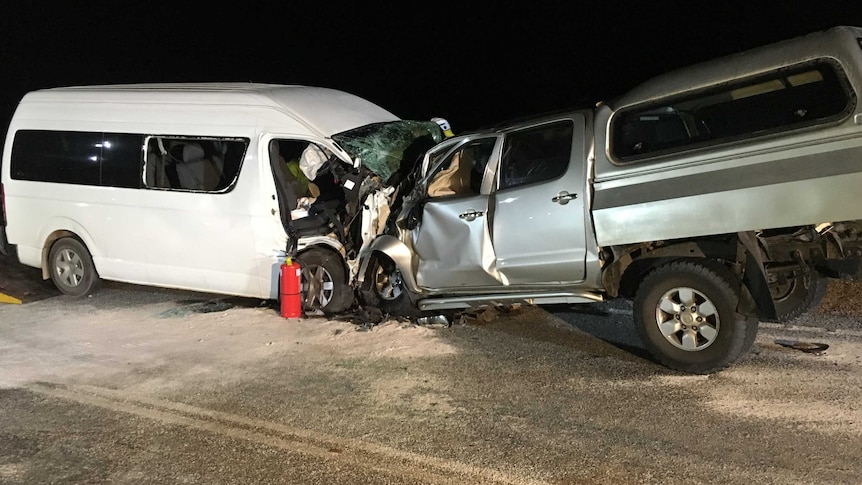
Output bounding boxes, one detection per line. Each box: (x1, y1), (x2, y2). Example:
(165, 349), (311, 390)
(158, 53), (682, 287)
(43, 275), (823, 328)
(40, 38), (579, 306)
(655, 286), (720, 351)
(55, 249), (85, 288)
(301, 264), (334, 309)
(374, 265), (403, 301)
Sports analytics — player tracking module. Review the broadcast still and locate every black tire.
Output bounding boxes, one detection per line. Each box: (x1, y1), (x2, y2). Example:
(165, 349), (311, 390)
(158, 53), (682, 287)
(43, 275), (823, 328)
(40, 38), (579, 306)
(358, 254), (421, 317)
(48, 237), (101, 297)
(739, 312), (761, 357)
(295, 248), (353, 313)
(633, 260), (757, 374)
(764, 269), (828, 323)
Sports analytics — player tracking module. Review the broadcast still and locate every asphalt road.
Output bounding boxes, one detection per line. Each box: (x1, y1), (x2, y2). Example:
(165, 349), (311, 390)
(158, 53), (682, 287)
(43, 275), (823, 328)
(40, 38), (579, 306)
(2, 254), (862, 484)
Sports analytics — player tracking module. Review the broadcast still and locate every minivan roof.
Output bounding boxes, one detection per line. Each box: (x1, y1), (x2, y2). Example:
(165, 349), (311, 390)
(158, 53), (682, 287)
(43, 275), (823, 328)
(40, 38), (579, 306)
(18, 83), (400, 138)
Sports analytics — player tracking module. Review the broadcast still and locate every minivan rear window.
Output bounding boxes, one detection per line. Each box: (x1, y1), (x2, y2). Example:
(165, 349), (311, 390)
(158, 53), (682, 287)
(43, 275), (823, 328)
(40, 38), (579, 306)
(611, 60), (855, 162)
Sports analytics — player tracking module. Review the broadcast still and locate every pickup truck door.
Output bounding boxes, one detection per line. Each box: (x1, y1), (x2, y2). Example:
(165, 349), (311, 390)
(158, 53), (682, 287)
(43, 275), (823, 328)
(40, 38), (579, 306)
(410, 137), (501, 289)
(489, 116), (588, 284)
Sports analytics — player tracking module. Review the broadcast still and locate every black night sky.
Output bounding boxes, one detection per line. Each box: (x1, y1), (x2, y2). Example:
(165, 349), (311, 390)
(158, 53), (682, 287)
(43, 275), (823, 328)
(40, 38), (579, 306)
(3, 2), (862, 140)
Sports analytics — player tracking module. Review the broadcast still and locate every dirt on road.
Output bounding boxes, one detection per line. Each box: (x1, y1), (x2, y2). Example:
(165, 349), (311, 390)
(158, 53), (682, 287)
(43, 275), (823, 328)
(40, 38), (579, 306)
(1, 277), (862, 484)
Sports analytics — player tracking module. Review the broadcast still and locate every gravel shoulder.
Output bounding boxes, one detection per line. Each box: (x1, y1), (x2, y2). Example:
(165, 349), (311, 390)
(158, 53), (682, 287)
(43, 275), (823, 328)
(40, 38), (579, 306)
(818, 279), (862, 316)
(1, 278), (862, 483)
(2, 250), (862, 483)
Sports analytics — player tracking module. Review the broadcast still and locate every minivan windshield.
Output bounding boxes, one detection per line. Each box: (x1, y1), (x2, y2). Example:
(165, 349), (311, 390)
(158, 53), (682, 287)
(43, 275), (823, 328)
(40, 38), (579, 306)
(332, 120), (444, 184)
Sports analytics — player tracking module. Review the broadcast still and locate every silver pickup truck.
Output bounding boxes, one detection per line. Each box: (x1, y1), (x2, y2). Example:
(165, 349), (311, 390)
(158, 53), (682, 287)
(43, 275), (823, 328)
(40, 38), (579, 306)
(356, 26), (862, 373)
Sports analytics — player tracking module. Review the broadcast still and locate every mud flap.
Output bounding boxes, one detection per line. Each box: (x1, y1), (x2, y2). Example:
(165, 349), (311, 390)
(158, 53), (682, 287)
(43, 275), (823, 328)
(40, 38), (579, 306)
(0, 228), (9, 256)
(738, 231), (777, 320)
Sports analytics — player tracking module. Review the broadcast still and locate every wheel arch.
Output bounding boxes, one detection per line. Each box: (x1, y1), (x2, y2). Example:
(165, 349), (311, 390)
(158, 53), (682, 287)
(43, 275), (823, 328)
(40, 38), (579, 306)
(606, 233), (767, 318)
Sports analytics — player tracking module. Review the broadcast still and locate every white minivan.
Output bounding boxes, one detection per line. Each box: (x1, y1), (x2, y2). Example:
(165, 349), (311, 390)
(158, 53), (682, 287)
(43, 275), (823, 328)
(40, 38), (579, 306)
(0, 83), (446, 311)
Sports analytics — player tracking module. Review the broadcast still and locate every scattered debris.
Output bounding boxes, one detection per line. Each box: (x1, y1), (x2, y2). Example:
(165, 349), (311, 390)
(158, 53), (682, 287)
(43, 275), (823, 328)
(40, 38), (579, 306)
(458, 307), (501, 325)
(329, 306), (387, 327)
(774, 339), (830, 354)
(455, 304), (525, 325)
(415, 314), (451, 326)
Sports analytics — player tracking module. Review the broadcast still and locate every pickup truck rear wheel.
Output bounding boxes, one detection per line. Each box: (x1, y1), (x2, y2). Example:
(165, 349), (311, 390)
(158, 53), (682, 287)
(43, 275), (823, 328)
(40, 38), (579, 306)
(764, 269), (828, 323)
(634, 260), (757, 374)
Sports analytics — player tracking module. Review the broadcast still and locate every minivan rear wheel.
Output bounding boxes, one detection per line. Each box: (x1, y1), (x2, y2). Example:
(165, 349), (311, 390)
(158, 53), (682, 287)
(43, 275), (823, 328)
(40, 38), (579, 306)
(48, 237), (101, 297)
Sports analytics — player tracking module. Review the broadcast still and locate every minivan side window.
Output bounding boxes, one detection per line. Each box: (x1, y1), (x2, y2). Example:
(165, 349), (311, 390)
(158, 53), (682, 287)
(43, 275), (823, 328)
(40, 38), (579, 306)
(11, 130), (111, 186)
(145, 137), (247, 192)
(12, 131), (248, 192)
(102, 133), (146, 188)
(611, 60), (855, 162)
(499, 121), (574, 190)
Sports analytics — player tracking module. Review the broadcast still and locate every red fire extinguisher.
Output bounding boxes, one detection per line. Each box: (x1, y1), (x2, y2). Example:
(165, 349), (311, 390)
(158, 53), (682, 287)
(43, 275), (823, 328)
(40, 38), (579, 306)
(280, 258), (302, 318)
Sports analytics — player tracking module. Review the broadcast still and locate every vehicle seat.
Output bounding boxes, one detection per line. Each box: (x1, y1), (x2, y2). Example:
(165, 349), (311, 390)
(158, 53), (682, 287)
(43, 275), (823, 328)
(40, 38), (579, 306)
(270, 141), (300, 212)
(175, 142), (220, 190)
(269, 140), (341, 238)
(291, 199), (342, 237)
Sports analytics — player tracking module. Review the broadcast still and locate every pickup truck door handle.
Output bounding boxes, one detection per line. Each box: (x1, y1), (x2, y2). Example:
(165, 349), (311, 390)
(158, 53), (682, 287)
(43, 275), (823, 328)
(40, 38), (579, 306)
(459, 210), (485, 222)
(551, 191), (578, 205)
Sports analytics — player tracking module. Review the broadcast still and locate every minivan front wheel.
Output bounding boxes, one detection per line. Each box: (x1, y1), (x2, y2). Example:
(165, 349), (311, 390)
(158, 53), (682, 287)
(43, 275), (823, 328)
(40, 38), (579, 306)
(296, 248), (353, 313)
(633, 260), (757, 374)
(48, 237), (101, 297)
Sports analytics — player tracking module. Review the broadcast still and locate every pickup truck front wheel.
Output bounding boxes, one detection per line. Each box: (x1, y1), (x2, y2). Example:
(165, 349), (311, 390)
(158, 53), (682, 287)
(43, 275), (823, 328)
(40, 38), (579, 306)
(634, 260), (758, 374)
(358, 254), (421, 317)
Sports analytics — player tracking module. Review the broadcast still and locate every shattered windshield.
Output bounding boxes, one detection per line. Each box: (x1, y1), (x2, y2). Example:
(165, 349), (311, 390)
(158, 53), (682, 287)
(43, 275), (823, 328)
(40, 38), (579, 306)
(332, 121), (445, 183)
